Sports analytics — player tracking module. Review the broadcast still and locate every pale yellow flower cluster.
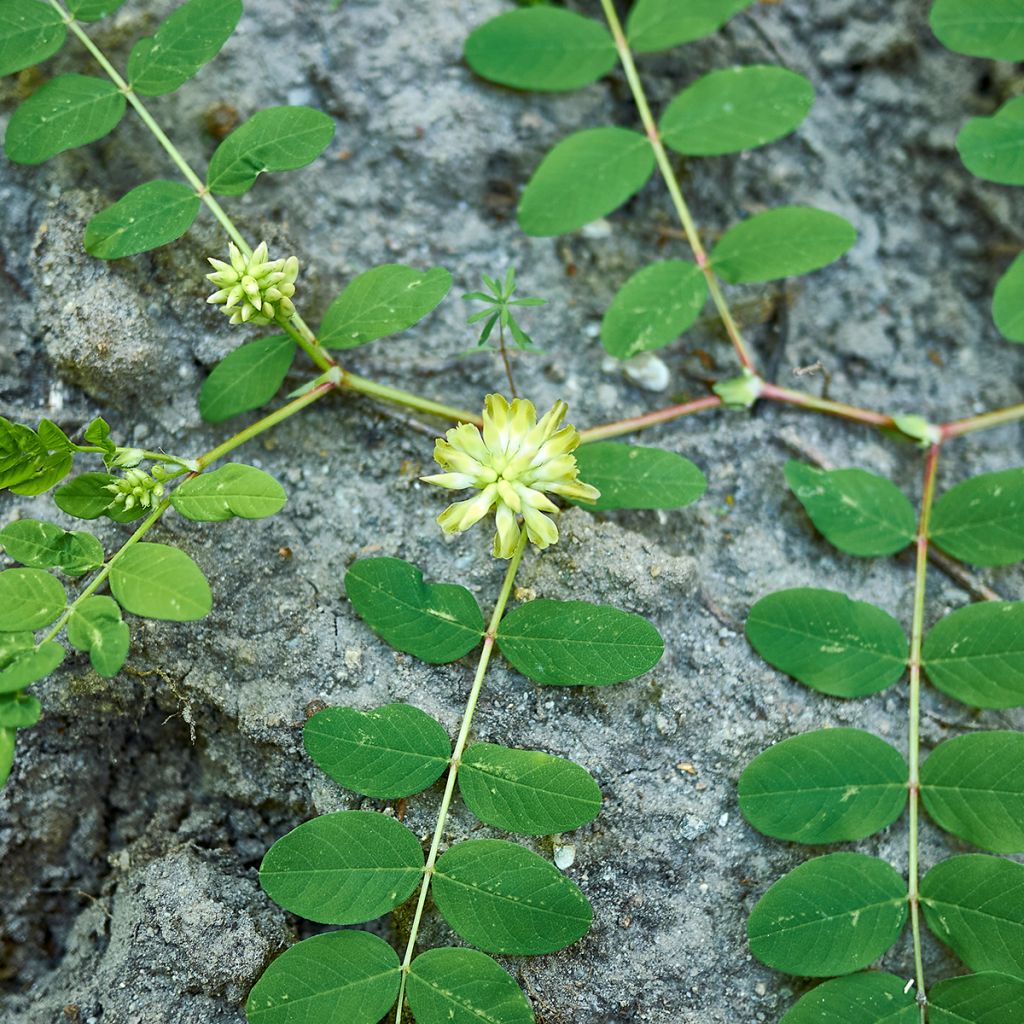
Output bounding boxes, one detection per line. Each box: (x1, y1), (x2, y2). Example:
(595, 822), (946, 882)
(206, 242), (298, 326)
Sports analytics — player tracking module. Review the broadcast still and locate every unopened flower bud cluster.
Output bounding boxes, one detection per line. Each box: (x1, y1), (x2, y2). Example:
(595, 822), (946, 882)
(206, 242), (298, 326)
(104, 468), (166, 512)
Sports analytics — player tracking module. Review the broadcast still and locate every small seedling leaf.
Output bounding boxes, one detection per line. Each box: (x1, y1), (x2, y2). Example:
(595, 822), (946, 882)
(626, 0), (756, 53)
(171, 463), (286, 522)
(67, 595), (130, 678)
(930, 468), (1024, 566)
(0, 0), (67, 77)
(84, 180), (201, 259)
(779, 972), (917, 1023)
(109, 542), (211, 622)
(0, 568), (66, 631)
(574, 443), (707, 511)
(199, 335), (296, 423)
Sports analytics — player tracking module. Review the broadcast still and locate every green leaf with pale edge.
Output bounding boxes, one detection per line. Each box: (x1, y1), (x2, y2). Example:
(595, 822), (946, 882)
(711, 207), (857, 284)
(660, 66), (814, 156)
(930, 468), (1024, 566)
(109, 542), (211, 622)
(245, 930), (400, 1024)
(748, 853), (908, 976)
(994, 252), (1024, 343)
(319, 265), (452, 350)
(207, 106), (335, 195)
(67, 596), (129, 678)
(171, 463), (286, 522)
(55, 472), (144, 523)
(199, 335), (296, 423)
(67, 0), (128, 20)
(780, 972), (917, 1024)
(259, 810), (423, 925)
(957, 97), (1024, 186)
(432, 838), (592, 954)
(784, 461), (916, 557)
(600, 260), (708, 358)
(407, 948), (534, 1024)
(0, 643), (65, 694)
(921, 732), (1024, 853)
(4, 74), (125, 165)
(746, 588), (908, 698)
(344, 557), (484, 664)
(464, 8), (616, 92)
(626, 0), (756, 53)
(303, 704), (451, 799)
(459, 742), (602, 836)
(0, 692), (42, 728)
(930, 972), (1024, 1024)
(496, 599), (664, 686)
(922, 856), (1024, 979)
(0, 519), (103, 576)
(574, 443), (707, 511)
(930, 0), (1024, 61)
(0, 0), (67, 77)
(127, 0), (241, 96)
(518, 127), (655, 237)
(739, 729), (907, 844)
(0, 568), (66, 631)
(922, 602), (1024, 708)
(84, 181), (200, 259)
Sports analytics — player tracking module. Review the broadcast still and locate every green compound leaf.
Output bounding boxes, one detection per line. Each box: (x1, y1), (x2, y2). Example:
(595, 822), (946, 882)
(626, 0), (756, 53)
(930, 0), (1024, 61)
(994, 251), (1024, 344)
(408, 948), (533, 1024)
(67, 595), (129, 678)
(199, 335), (296, 424)
(303, 703), (451, 799)
(748, 853), (908, 977)
(4, 74), (126, 165)
(957, 97), (1024, 186)
(922, 856), (1024, 979)
(67, 0), (128, 21)
(459, 742), (602, 836)
(55, 472), (143, 523)
(784, 461), (916, 557)
(171, 463), (286, 522)
(780, 972), (917, 1024)
(319, 265), (452, 350)
(432, 838), (592, 954)
(84, 180), (201, 260)
(738, 728), (907, 844)
(207, 105), (335, 196)
(259, 810), (423, 925)
(660, 66), (814, 157)
(746, 588), (908, 698)
(711, 206), (857, 285)
(930, 972), (1024, 1024)
(127, 0), (241, 96)
(245, 930), (401, 1024)
(0, 692), (42, 728)
(0, 643), (65, 695)
(518, 127), (655, 237)
(345, 557), (484, 664)
(0, 568), (66, 631)
(496, 599), (664, 686)
(0, 518), (104, 576)
(574, 442), (707, 512)
(922, 602), (1024, 708)
(600, 260), (708, 359)
(464, 7), (616, 93)
(930, 468), (1024, 566)
(0, 0), (67, 77)
(109, 542), (212, 622)
(921, 732), (1024, 853)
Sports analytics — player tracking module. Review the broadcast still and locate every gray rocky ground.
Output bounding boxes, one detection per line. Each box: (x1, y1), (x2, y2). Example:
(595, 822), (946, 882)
(1, 0), (1023, 1021)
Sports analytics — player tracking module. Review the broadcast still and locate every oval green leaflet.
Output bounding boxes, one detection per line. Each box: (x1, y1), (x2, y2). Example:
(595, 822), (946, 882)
(957, 96), (1024, 186)
(199, 335), (296, 424)
(994, 251), (1024, 344)
(930, 467), (1024, 566)
(0, 0), (67, 78)
(780, 972), (917, 1023)
(109, 542), (212, 622)
(573, 443), (707, 511)
(171, 464), (286, 522)
(84, 181), (201, 260)
(626, 0), (757, 53)
(0, 568), (66, 631)
(930, 0), (1024, 61)
(67, 596), (130, 679)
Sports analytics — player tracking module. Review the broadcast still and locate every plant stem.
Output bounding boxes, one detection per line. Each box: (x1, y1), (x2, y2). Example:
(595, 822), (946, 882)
(340, 369), (483, 427)
(907, 442), (941, 1018)
(597, 0), (756, 373)
(579, 394), (723, 443)
(760, 382), (898, 430)
(497, 323), (518, 398)
(940, 401), (1024, 439)
(393, 531), (529, 1022)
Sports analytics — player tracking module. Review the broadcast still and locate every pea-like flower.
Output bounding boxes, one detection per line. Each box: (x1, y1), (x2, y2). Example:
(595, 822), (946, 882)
(422, 394), (600, 558)
(104, 468), (165, 512)
(206, 242), (299, 326)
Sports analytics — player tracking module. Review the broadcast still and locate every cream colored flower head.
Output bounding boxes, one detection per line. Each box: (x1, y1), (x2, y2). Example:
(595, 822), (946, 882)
(422, 395), (600, 558)
(206, 241), (299, 326)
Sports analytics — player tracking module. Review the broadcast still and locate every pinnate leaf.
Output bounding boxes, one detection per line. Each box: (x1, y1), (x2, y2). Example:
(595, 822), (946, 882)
(930, 0), (1024, 61)
(518, 127), (655, 237)
(711, 207), (857, 284)
(993, 252), (1024, 344)
(739, 728), (907, 844)
(84, 180), (200, 259)
(496, 599), (664, 686)
(930, 972), (1024, 1024)
(746, 588), (908, 698)
(957, 97), (1024, 186)
(67, 596), (129, 678)
(0, 643), (65, 694)
(172, 463), (286, 522)
(432, 838), (592, 954)
(0, 568), (66, 631)
(464, 8), (616, 92)
(199, 335), (296, 424)
(0, 518), (103, 576)
(0, 0), (67, 77)
(780, 972), (917, 1024)
(109, 542), (211, 622)
(303, 703), (451, 799)
(5, 74), (125, 165)
(748, 853), (908, 976)
(626, 0), (756, 53)
(574, 443), (707, 511)
(345, 557), (484, 664)
(930, 468), (1024, 566)
(660, 66), (814, 157)
(245, 930), (400, 1024)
